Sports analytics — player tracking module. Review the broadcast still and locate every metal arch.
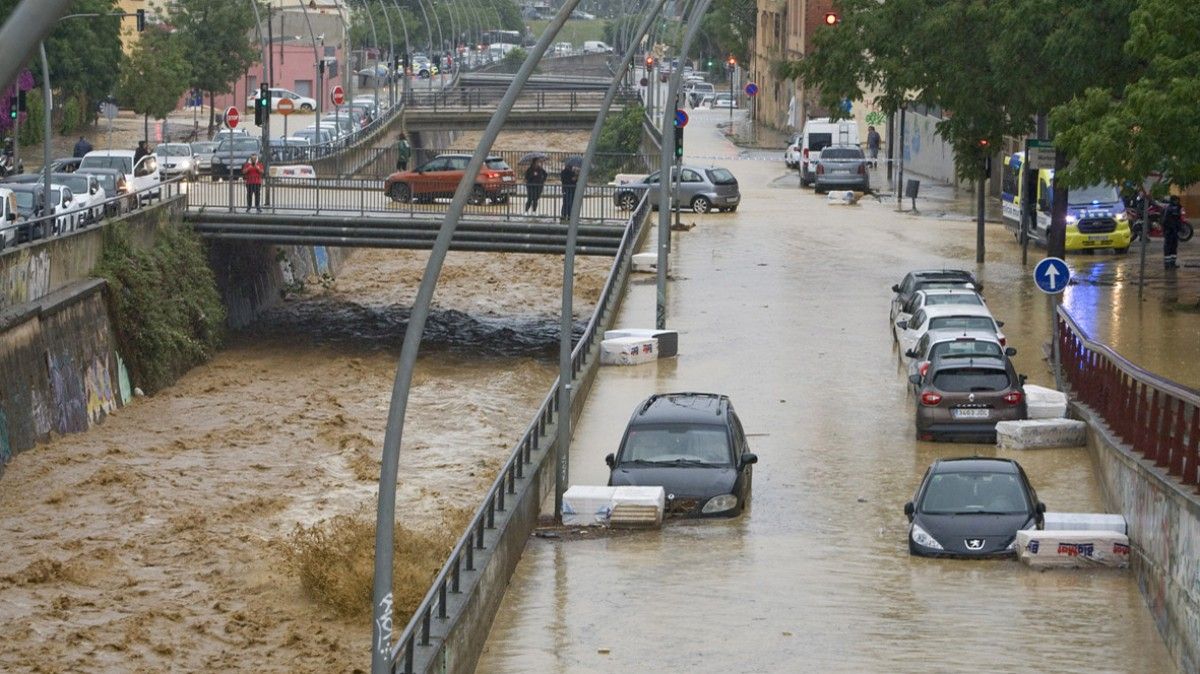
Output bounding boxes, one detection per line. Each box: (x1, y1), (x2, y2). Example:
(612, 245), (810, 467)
(375, 0), (396, 108)
(368, 2), (584, 672)
(331, 4), (355, 105)
(296, 0), (325, 121)
(656, 0), (711, 330)
(358, 0), (382, 112)
(411, 0), (436, 92)
(386, 1), (411, 103)
(557, 0), (666, 519)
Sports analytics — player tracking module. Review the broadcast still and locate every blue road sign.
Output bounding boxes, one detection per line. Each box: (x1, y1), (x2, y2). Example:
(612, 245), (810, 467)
(1034, 257), (1070, 294)
(674, 109), (689, 128)
(744, 82), (759, 97)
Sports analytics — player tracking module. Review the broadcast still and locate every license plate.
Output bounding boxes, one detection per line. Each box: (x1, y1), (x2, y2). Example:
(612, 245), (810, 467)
(501, 176), (513, 182)
(952, 408), (990, 419)
(836, 169), (852, 174)
(1086, 235), (1111, 244)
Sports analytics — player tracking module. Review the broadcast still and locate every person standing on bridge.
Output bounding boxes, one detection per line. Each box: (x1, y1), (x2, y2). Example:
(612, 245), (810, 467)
(524, 157), (547, 213)
(560, 163), (579, 221)
(242, 154), (264, 213)
(395, 133), (411, 171)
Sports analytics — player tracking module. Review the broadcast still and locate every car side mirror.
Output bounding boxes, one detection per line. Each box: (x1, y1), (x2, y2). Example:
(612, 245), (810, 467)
(904, 501), (915, 521)
(1005, 347), (1017, 356)
(6, 212), (14, 221)
(739, 452), (758, 468)
(904, 349), (917, 358)
(604, 453), (615, 469)
(896, 320), (908, 330)
(908, 374), (921, 386)
(976, 283), (984, 292)
(1035, 501), (1046, 527)
(996, 320), (1005, 328)
(1019, 374), (1028, 386)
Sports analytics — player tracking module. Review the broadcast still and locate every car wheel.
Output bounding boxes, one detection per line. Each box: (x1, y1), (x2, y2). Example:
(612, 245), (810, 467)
(467, 185), (486, 206)
(690, 195), (712, 214)
(615, 191), (637, 211)
(300, 103), (313, 112)
(389, 183), (411, 203)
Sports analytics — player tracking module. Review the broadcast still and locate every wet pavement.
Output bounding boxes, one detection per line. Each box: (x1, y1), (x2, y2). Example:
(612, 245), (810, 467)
(477, 107), (1177, 672)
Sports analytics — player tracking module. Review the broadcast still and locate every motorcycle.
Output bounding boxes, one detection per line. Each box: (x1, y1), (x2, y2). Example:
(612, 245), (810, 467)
(1125, 195), (1195, 242)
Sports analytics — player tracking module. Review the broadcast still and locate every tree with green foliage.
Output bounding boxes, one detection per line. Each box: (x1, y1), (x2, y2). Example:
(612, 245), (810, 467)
(1050, 0), (1200, 193)
(169, 0), (263, 132)
(698, 0), (755, 66)
(117, 28), (192, 142)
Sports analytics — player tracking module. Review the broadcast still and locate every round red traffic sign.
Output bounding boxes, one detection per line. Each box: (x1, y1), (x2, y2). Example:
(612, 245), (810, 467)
(331, 85), (345, 106)
(225, 106), (240, 128)
(277, 97), (295, 116)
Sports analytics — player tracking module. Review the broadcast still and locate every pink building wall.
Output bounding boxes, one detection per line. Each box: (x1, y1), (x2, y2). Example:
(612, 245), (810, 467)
(206, 43), (347, 112)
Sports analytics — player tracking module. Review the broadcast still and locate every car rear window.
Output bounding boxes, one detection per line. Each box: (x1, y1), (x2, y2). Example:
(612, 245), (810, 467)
(930, 340), (1002, 360)
(928, 316), (994, 332)
(706, 168), (736, 185)
(621, 424), (731, 466)
(485, 158), (511, 171)
(80, 156), (132, 173)
(932, 367), (1011, 392)
(924, 294), (982, 306)
(807, 133), (833, 151)
(821, 148), (863, 159)
(216, 139), (261, 153)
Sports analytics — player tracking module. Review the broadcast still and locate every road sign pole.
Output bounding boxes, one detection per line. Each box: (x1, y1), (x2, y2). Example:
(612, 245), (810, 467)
(1033, 256), (1069, 390)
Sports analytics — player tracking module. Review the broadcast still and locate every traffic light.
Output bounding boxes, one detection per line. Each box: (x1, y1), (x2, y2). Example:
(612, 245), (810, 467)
(402, 52), (410, 73)
(645, 55), (655, 70)
(7, 97), (15, 121)
(726, 55), (736, 70)
(674, 126), (683, 159)
(254, 83), (270, 126)
(18, 89), (26, 112)
(136, 8), (146, 32)
(978, 138), (990, 148)
(706, 58), (714, 68)
(824, 12), (839, 25)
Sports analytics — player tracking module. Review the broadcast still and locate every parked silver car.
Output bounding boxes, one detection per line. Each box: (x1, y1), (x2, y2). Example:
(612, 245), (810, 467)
(613, 165), (741, 214)
(814, 145), (869, 193)
(190, 141), (219, 176)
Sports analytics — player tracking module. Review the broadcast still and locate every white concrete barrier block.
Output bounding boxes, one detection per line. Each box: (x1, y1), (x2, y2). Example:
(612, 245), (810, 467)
(826, 190), (861, 205)
(600, 336), (658, 366)
(562, 485), (616, 526)
(1025, 384), (1068, 419)
(609, 486), (665, 528)
(996, 418), (1087, 449)
(1043, 512), (1128, 536)
(1016, 529), (1130, 569)
(631, 252), (657, 273)
(604, 328), (678, 358)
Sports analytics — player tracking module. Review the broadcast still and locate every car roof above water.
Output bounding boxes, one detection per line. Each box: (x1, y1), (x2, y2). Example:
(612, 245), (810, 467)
(630, 392), (731, 426)
(932, 457), (1020, 474)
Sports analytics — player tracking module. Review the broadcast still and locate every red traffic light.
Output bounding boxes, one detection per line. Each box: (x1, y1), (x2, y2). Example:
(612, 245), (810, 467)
(978, 138), (990, 147)
(645, 55), (655, 69)
(824, 12), (839, 25)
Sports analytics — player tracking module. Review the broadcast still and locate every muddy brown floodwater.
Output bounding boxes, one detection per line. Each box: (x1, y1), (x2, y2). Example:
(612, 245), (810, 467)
(0, 208), (609, 672)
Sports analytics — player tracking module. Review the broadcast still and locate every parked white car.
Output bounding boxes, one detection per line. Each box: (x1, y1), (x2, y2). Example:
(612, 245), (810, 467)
(155, 142), (199, 181)
(246, 87), (316, 112)
(896, 304), (1006, 360)
(0, 187), (18, 248)
(53, 173), (106, 224)
(79, 150), (160, 205)
(891, 288), (987, 342)
(784, 133), (802, 168)
(46, 184), (86, 234)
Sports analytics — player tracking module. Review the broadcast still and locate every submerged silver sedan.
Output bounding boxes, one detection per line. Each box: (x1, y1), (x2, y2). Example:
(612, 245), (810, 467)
(613, 165), (741, 214)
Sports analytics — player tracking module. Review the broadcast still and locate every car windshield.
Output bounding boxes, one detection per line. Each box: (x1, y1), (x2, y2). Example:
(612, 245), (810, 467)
(158, 144), (191, 156)
(485, 158), (511, 171)
(921, 471), (1029, 515)
(930, 340), (1002, 360)
(62, 176), (89, 192)
(706, 168), (736, 185)
(80, 156), (132, 173)
(13, 192), (33, 208)
(821, 148), (863, 160)
(191, 142), (217, 153)
(924, 293), (982, 307)
(216, 139), (261, 153)
(932, 367), (1011, 392)
(1068, 183), (1120, 205)
(807, 133), (833, 152)
(91, 174), (116, 191)
(928, 316), (994, 332)
(620, 424), (731, 466)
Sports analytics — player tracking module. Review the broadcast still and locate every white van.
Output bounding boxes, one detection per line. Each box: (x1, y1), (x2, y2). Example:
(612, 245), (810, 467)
(0, 187), (18, 248)
(79, 150), (161, 204)
(582, 41), (613, 54)
(797, 118), (860, 187)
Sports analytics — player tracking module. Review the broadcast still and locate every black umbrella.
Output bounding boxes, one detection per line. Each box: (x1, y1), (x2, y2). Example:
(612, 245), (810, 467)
(518, 151), (548, 165)
(564, 155), (584, 169)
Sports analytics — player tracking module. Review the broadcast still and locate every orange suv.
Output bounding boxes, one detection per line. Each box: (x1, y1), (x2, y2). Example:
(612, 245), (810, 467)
(384, 153), (516, 205)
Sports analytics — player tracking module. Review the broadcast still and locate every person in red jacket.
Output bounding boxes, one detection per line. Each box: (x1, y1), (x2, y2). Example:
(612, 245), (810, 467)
(242, 154), (264, 212)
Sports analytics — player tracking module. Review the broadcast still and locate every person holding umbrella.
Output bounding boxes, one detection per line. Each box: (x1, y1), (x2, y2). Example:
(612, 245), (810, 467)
(560, 156), (582, 221)
(523, 154), (548, 213)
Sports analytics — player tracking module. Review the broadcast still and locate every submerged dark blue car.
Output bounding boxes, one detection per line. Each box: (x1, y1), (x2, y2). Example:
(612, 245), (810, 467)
(905, 458), (1045, 557)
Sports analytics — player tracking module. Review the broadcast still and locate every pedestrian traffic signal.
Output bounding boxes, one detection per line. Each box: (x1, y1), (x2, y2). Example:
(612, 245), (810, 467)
(645, 55), (655, 69)
(674, 126), (683, 159)
(254, 83), (270, 126)
(824, 12), (839, 25)
(136, 9), (146, 32)
(7, 98), (16, 120)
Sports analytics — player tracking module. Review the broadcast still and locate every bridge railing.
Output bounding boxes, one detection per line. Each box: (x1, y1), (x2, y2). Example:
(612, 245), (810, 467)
(1, 178), (185, 254)
(387, 190), (652, 673)
(404, 87), (634, 113)
(186, 176), (658, 224)
(1057, 306), (1200, 488)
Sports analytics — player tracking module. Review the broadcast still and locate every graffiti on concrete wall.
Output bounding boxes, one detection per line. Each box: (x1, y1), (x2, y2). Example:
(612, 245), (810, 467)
(117, 353), (132, 405)
(1, 249), (51, 308)
(48, 353), (88, 434)
(84, 353), (117, 425)
(314, 246), (330, 276)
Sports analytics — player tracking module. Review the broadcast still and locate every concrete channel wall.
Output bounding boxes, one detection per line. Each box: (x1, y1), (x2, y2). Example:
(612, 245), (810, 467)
(1077, 404), (1200, 674)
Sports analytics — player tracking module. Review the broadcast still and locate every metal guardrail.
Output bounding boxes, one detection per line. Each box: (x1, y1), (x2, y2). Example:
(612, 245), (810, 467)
(1058, 306), (1200, 487)
(186, 177), (645, 225)
(403, 87), (631, 113)
(387, 191), (651, 673)
(0, 178), (185, 254)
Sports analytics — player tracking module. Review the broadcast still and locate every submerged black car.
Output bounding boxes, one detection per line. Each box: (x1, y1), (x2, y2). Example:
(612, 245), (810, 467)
(606, 392), (757, 517)
(905, 458), (1044, 557)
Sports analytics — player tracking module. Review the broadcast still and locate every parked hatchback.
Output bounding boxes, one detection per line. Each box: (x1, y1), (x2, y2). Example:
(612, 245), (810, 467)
(905, 458), (1044, 557)
(814, 145), (869, 193)
(613, 165), (740, 213)
(911, 354), (1027, 441)
(606, 392), (757, 517)
(384, 153), (516, 205)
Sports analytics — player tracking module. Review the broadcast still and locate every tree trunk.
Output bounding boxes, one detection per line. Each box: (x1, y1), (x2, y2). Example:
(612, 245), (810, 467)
(208, 91), (216, 134)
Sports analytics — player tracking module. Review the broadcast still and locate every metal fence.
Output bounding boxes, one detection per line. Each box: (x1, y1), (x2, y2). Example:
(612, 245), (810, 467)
(0, 178), (185, 254)
(403, 86), (631, 113)
(186, 176), (644, 225)
(1058, 306), (1200, 487)
(388, 190), (652, 673)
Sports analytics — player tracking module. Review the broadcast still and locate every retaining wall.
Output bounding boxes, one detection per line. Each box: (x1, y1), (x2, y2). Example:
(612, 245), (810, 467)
(1077, 403), (1200, 674)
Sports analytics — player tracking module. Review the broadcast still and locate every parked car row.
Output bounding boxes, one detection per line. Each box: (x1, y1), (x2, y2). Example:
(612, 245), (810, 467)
(786, 118), (870, 192)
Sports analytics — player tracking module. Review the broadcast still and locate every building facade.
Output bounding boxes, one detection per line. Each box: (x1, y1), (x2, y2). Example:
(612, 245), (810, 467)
(751, 0), (834, 132)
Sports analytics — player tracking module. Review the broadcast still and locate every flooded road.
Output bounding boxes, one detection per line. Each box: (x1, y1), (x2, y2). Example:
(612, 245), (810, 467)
(478, 108), (1176, 672)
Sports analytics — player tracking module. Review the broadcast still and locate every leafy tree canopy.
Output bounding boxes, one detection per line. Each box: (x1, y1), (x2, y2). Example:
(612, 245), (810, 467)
(168, 0), (262, 97)
(117, 27), (192, 121)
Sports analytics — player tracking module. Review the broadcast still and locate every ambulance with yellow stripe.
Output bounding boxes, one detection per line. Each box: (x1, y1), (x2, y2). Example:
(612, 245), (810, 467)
(1000, 152), (1131, 253)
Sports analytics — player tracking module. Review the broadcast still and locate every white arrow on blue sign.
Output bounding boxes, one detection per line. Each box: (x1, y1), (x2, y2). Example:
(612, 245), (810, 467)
(1033, 257), (1070, 294)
